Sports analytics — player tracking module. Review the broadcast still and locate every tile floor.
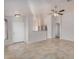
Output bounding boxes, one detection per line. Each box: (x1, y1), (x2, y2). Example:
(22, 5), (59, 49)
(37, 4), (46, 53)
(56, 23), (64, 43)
(5, 39), (74, 59)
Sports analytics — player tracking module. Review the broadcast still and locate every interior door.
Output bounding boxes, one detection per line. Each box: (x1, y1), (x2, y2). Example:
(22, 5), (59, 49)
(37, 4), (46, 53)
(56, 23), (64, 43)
(12, 17), (25, 42)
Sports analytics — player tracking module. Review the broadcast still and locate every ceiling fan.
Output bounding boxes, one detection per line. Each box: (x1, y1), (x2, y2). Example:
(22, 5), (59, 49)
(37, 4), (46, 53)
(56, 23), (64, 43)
(49, 6), (65, 16)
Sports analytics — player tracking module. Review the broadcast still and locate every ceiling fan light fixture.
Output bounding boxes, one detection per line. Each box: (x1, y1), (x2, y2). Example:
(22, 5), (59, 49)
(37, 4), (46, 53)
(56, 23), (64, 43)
(53, 13), (59, 16)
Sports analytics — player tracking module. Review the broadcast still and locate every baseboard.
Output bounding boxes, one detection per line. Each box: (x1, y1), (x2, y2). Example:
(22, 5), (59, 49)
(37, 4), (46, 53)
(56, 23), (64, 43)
(27, 39), (46, 44)
(4, 41), (25, 47)
(61, 39), (74, 42)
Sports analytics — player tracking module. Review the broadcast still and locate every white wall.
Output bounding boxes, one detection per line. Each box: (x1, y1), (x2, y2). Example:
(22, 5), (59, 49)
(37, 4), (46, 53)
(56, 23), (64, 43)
(5, 16), (12, 41)
(24, 16), (29, 43)
(61, 12), (74, 41)
(46, 15), (58, 39)
(5, 16), (28, 44)
(4, 16), (13, 45)
(5, 12), (74, 45)
(28, 15), (47, 43)
(5, 16), (47, 44)
(45, 11), (74, 41)
(46, 16), (52, 38)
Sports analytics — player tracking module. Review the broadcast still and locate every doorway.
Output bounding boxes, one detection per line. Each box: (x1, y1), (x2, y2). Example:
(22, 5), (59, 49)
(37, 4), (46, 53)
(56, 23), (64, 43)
(12, 17), (25, 42)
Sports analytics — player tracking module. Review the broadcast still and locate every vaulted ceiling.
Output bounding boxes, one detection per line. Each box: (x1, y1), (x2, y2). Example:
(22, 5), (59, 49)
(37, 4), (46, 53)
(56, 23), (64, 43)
(4, 0), (74, 16)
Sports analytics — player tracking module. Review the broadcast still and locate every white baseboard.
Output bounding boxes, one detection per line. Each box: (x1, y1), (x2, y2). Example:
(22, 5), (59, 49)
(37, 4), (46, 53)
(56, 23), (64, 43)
(27, 39), (46, 44)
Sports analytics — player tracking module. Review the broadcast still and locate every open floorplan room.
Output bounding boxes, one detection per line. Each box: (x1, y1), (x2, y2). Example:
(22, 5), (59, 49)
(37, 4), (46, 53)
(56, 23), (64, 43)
(4, 0), (74, 59)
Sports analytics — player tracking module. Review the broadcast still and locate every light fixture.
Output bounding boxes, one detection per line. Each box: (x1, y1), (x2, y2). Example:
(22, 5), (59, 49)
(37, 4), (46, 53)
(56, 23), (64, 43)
(53, 13), (59, 16)
(15, 14), (21, 17)
(14, 11), (21, 17)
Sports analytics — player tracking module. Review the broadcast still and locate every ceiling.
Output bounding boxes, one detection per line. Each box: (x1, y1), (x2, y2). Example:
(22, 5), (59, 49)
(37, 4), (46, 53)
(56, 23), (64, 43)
(4, 0), (74, 16)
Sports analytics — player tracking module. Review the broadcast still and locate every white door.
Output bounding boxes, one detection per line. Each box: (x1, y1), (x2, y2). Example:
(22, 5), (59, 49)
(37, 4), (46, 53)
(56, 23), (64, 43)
(12, 17), (25, 42)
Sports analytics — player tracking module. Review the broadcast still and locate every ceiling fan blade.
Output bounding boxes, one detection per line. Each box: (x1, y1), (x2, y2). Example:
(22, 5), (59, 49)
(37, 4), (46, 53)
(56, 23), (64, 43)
(59, 10), (64, 12)
(58, 13), (63, 15)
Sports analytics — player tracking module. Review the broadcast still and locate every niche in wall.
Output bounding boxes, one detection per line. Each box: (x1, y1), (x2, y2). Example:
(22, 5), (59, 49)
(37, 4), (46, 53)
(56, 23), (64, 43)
(33, 15), (47, 31)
